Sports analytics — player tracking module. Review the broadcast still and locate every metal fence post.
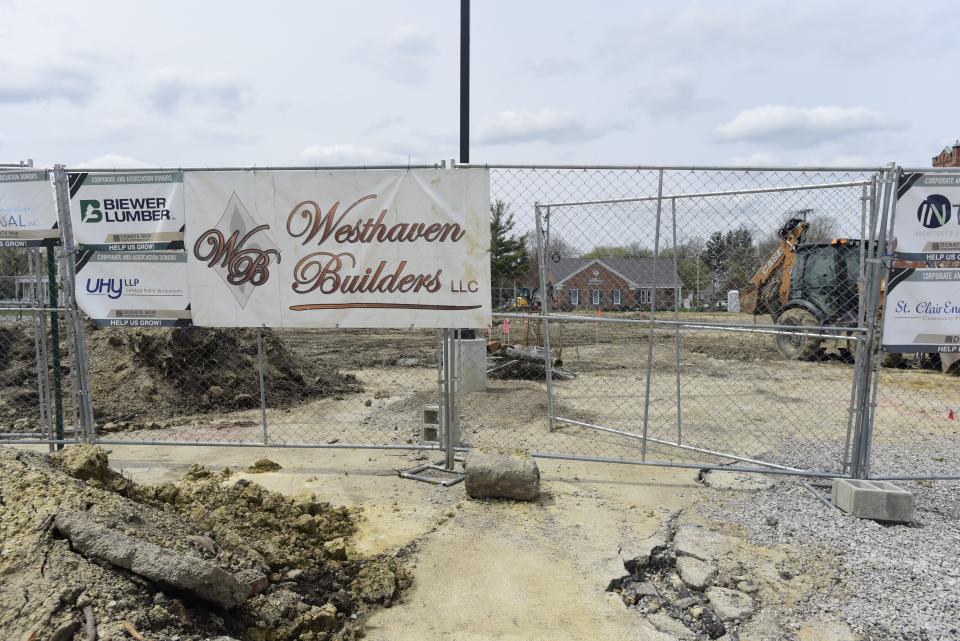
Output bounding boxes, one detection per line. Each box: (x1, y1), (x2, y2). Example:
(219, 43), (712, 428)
(46, 245), (65, 447)
(442, 328), (460, 470)
(849, 165), (895, 478)
(640, 169), (665, 460)
(533, 204), (556, 431)
(843, 177), (877, 473)
(29, 248), (53, 450)
(670, 196), (682, 445)
(256, 327), (269, 445)
(52, 164), (94, 443)
(859, 163), (899, 479)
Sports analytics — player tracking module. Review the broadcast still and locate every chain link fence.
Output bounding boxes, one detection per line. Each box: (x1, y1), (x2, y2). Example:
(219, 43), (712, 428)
(2, 163), (958, 481)
(0, 245), (78, 448)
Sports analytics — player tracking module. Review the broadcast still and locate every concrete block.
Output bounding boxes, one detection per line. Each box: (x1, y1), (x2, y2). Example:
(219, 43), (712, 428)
(459, 338), (488, 392)
(420, 424), (439, 444)
(464, 450), (540, 501)
(422, 404), (440, 425)
(831, 479), (914, 522)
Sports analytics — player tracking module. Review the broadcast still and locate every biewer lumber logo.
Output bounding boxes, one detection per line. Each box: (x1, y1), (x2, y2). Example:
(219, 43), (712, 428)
(69, 172), (185, 250)
(80, 198), (171, 224)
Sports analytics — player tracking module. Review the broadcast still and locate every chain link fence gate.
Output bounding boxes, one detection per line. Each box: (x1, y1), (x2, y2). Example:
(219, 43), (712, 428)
(0, 162), (81, 450)
(472, 164), (901, 478)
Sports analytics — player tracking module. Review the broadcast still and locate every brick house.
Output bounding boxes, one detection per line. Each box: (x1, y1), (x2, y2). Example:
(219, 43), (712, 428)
(933, 141), (960, 167)
(543, 257), (682, 311)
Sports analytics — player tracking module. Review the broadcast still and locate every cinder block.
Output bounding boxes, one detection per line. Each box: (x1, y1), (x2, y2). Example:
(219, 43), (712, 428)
(420, 424), (440, 444)
(422, 404), (440, 425)
(831, 479), (914, 522)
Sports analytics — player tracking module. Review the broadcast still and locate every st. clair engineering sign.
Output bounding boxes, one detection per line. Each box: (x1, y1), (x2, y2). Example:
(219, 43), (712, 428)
(184, 169), (491, 328)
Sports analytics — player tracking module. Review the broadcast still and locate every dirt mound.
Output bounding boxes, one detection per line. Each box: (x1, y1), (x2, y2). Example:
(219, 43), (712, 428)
(0, 323), (43, 430)
(0, 445), (409, 641)
(85, 326), (361, 423)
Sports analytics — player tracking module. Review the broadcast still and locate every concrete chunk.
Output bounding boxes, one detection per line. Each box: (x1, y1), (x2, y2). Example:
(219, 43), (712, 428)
(54, 511), (248, 609)
(676, 556), (717, 590)
(831, 479), (914, 522)
(705, 586), (754, 621)
(464, 450), (539, 501)
(647, 613), (697, 640)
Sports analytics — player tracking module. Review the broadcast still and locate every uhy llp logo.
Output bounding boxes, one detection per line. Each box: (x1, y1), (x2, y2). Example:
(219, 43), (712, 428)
(85, 277), (139, 300)
(916, 194), (959, 229)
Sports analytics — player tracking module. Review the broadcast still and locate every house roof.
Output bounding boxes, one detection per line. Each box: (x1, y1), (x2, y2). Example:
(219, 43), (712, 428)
(550, 257), (683, 288)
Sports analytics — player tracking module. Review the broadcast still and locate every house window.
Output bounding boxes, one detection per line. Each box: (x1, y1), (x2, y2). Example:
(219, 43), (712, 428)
(612, 289), (622, 305)
(591, 289), (601, 306)
(569, 289), (579, 306)
(638, 289), (652, 305)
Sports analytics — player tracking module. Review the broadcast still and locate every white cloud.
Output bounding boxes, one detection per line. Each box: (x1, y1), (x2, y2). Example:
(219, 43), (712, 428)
(359, 25), (437, 85)
(146, 69), (252, 117)
(527, 57), (583, 76)
(74, 154), (155, 169)
(716, 105), (899, 146)
(475, 108), (623, 145)
(632, 68), (718, 118)
(727, 152), (779, 166)
(0, 61), (97, 104)
(299, 144), (409, 165)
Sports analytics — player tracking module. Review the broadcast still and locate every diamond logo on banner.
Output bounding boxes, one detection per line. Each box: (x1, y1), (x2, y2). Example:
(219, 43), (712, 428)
(208, 192), (279, 309)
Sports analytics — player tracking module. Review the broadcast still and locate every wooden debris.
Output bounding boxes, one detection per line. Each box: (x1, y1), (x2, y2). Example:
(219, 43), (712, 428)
(122, 621), (147, 641)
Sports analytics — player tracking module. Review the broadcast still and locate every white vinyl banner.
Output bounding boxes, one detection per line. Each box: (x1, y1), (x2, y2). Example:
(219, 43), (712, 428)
(0, 169), (59, 247)
(881, 267), (960, 353)
(69, 171), (185, 250)
(184, 169), (491, 328)
(892, 173), (960, 262)
(75, 251), (191, 326)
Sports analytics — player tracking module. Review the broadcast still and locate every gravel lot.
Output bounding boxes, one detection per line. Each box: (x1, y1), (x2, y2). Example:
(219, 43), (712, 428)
(699, 468), (960, 640)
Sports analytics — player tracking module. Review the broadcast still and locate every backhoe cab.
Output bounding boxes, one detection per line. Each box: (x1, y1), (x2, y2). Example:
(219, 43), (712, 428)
(742, 218), (862, 360)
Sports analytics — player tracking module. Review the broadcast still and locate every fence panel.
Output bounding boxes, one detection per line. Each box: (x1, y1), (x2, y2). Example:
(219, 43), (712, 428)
(0, 246), (78, 448)
(480, 166), (883, 475)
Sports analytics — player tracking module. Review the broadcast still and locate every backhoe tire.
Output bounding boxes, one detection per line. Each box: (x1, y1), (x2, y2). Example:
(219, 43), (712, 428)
(775, 308), (822, 360)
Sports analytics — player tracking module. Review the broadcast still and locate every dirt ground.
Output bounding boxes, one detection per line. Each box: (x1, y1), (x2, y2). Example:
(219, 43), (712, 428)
(7, 444), (865, 641)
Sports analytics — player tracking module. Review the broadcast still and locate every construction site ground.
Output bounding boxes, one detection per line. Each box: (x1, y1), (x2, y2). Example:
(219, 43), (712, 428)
(7, 443), (956, 641)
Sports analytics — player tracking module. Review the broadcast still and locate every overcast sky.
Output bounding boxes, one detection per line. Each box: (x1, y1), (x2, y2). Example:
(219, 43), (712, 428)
(0, 0), (955, 170)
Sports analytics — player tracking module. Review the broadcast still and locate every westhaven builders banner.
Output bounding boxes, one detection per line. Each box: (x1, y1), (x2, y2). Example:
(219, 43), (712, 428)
(75, 251), (191, 326)
(184, 169), (491, 328)
(0, 169), (59, 247)
(68, 171), (185, 250)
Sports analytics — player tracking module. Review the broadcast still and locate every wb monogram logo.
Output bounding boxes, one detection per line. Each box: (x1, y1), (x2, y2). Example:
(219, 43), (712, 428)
(193, 192), (280, 309)
(194, 225), (280, 287)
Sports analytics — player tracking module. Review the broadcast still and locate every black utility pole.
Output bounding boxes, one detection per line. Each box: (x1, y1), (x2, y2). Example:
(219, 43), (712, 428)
(458, 0), (474, 340)
(460, 0), (470, 164)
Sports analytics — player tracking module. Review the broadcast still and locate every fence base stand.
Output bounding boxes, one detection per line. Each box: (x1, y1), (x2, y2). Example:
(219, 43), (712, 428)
(399, 457), (465, 487)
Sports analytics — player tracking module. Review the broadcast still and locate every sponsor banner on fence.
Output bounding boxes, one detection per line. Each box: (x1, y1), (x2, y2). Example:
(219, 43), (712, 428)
(75, 250), (191, 326)
(69, 171), (185, 250)
(184, 168), (491, 328)
(893, 173), (960, 262)
(0, 169), (60, 247)
(882, 267), (960, 353)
